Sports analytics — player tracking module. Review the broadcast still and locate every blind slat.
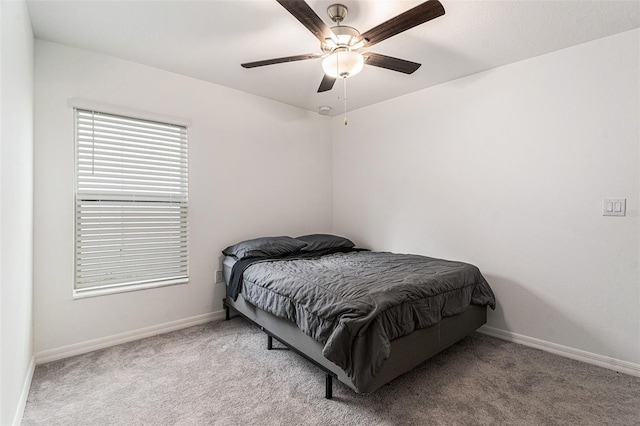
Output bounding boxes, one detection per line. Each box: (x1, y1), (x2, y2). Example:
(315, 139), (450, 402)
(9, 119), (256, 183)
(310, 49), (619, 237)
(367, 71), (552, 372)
(77, 140), (186, 159)
(77, 265), (188, 280)
(78, 241), (186, 252)
(77, 111), (186, 134)
(78, 148), (186, 166)
(77, 214), (188, 221)
(77, 259), (189, 275)
(77, 270), (188, 287)
(78, 248), (188, 262)
(77, 163), (185, 176)
(77, 175), (187, 188)
(77, 125), (185, 144)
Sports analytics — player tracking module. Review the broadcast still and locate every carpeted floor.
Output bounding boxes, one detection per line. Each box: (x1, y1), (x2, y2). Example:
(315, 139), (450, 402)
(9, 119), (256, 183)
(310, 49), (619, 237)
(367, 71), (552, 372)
(23, 317), (640, 425)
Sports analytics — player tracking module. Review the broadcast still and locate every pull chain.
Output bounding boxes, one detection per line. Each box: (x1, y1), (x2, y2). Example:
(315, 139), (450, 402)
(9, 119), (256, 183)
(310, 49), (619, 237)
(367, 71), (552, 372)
(343, 77), (348, 126)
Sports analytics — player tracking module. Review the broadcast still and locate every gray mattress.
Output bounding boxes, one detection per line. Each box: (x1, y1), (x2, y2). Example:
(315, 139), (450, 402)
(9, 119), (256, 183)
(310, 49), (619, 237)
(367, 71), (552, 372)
(224, 251), (495, 392)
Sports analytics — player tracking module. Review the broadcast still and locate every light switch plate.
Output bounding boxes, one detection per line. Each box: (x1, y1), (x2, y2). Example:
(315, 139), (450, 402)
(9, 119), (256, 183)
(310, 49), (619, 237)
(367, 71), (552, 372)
(603, 198), (626, 216)
(215, 270), (223, 283)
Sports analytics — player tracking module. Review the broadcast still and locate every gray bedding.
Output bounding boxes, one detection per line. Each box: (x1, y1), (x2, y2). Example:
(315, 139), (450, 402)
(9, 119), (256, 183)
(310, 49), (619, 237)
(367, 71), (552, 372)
(239, 251), (495, 391)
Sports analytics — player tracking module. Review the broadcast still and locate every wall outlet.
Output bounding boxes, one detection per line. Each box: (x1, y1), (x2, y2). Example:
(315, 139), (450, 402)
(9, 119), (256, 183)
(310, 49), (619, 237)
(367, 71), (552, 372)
(215, 270), (223, 283)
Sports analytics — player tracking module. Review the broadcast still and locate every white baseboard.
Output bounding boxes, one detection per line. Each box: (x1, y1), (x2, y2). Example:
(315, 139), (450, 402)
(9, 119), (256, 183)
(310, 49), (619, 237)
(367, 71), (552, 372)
(32, 314), (639, 379)
(13, 355), (35, 426)
(35, 310), (226, 365)
(478, 325), (640, 378)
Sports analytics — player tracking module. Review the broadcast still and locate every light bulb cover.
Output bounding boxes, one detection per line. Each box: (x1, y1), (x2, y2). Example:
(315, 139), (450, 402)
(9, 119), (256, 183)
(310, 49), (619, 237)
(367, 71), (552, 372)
(322, 51), (364, 78)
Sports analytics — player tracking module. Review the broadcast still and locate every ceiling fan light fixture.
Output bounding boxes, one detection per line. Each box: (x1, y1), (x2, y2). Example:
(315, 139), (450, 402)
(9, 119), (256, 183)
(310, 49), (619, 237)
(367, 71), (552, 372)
(322, 50), (364, 78)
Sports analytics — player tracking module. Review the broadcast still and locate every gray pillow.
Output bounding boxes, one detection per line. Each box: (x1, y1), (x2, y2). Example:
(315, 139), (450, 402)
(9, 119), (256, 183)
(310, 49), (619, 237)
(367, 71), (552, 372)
(296, 234), (355, 252)
(222, 236), (307, 260)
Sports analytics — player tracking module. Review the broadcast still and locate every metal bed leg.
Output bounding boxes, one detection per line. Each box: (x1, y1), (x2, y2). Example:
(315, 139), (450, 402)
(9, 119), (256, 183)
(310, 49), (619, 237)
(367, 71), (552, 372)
(324, 374), (333, 399)
(223, 298), (230, 321)
(325, 374), (333, 399)
(267, 335), (273, 350)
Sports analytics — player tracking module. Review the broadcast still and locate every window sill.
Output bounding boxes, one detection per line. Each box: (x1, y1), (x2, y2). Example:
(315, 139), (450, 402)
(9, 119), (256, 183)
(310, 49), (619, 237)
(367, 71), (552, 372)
(73, 278), (188, 300)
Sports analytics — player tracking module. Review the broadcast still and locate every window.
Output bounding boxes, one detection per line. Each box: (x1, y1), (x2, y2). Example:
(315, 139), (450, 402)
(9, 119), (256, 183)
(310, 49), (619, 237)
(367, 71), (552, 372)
(74, 108), (188, 297)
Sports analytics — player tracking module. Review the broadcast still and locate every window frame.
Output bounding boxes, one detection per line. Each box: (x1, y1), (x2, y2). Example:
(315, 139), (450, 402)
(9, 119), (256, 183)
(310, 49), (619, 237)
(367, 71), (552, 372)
(71, 100), (190, 299)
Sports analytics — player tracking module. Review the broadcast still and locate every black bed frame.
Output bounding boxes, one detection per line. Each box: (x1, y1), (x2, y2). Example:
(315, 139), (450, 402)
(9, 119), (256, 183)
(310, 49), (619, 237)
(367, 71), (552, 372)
(222, 293), (487, 399)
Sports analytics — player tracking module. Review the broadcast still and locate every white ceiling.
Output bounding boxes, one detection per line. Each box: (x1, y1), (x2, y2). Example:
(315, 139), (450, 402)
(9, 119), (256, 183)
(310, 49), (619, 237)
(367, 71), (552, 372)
(27, 0), (640, 116)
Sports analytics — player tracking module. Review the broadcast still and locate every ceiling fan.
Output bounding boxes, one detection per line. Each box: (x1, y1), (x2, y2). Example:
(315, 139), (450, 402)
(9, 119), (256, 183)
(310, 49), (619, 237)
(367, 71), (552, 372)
(241, 0), (446, 93)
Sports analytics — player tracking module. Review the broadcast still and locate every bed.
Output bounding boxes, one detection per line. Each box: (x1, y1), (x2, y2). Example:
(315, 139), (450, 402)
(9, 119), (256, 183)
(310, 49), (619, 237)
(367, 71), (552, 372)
(221, 234), (495, 398)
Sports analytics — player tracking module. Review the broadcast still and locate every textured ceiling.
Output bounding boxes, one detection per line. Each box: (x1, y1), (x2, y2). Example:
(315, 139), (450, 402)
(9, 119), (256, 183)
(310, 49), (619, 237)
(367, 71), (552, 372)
(27, 0), (640, 116)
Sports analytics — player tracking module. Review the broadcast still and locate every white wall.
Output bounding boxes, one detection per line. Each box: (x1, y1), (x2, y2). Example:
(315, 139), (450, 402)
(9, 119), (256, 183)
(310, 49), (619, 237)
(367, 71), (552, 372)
(332, 29), (639, 368)
(0, 0), (35, 424)
(33, 40), (332, 354)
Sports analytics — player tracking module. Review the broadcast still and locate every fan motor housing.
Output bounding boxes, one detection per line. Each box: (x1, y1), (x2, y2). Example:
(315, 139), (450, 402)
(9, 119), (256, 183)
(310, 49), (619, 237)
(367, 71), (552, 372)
(324, 25), (360, 51)
(322, 4), (364, 53)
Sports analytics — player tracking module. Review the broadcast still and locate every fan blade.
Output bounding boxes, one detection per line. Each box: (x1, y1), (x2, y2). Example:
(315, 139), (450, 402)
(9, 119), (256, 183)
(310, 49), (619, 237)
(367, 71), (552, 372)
(358, 0), (445, 47)
(241, 53), (322, 68)
(317, 74), (336, 92)
(277, 0), (335, 44)
(363, 53), (421, 74)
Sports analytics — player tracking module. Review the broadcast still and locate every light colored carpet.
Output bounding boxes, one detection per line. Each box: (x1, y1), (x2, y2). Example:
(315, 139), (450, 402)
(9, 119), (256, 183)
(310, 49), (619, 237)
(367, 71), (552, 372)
(23, 317), (640, 425)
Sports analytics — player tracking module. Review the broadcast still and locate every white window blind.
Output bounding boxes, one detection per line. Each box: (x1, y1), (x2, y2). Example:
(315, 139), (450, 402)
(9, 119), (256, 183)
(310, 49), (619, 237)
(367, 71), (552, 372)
(74, 108), (188, 294)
